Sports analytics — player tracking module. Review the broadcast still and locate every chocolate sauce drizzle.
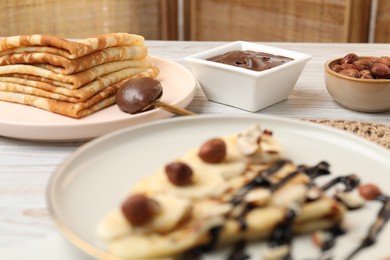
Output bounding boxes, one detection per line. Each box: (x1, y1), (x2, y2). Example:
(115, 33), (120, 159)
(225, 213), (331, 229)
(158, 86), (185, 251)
(298, 161), (331, 179)
(180, 226), (223, 260)
(267, 209), (296, 259)
(321, 174), (360, 192)
(346, 195), (390, 260)
(326, 225), (346, 250)
(227, 240), (250, 260)
(179, 160), (389, 260)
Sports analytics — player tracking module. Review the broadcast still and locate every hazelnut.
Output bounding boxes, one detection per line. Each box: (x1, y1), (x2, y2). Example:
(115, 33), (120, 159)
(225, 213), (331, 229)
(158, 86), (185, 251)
(360, 70), (373, 79)
(263, 129), (273, 136)
(198, 138), (226, 163)
(340, 63), (356, 70)
(121, 194), (160, 226)
(331, 64), (342, 72)
(358, 184), (382, 200)
(339, 69), (360, 78)
(353, 59), (372, 71)
(371, 62), (390, 79)
(340, 53), (359, 64)
(379, 56), (390, 67)
(165, 161), (193, 186)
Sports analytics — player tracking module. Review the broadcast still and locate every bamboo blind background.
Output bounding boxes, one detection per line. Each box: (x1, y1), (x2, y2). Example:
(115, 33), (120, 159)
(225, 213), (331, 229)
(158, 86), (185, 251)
(184, 0), (372, 43)
(0, 0), (389, 42)
(0, 0), (178, 40)
(375, 0), (390, 42)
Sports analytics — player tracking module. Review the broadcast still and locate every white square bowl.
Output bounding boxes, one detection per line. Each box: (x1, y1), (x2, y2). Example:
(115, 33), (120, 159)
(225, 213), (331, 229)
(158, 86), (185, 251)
(185, 41), (312, 112)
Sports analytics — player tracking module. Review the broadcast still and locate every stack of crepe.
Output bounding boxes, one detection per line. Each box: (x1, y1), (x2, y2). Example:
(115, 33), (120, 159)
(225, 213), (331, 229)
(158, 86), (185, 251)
(0, 33), (159, 118)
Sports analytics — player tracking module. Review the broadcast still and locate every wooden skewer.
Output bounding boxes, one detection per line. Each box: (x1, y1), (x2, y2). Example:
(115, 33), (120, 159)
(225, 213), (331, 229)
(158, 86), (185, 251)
(152, 100), (196, 116)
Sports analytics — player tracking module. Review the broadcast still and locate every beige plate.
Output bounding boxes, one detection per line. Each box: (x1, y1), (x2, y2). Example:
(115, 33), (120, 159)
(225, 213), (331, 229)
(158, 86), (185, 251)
(0, 56), (196, 141)
(47, 114), (390, 260)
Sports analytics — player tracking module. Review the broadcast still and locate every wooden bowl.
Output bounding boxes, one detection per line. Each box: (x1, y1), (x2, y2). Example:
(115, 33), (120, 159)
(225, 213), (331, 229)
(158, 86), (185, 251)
(324, 58), (390, 113)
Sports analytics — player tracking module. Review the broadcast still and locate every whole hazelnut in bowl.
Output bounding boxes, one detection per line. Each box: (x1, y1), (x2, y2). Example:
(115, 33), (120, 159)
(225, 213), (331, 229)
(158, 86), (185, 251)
(324, 53), (390, 113)
(185, 41), (312, 112)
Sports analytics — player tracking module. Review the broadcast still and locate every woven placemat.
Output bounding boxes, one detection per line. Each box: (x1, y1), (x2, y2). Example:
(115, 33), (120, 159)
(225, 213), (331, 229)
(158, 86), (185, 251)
(304, 119), (390, 149)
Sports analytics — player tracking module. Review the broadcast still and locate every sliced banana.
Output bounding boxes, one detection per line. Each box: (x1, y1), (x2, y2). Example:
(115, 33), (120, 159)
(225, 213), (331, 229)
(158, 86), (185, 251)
(145, 193), (192, 233)
(107, 229), (201, 260)
(271, 184), (308, 208)
(96, 193), (192, 240)
(182, 146), (248, 180)
(96, 209), (133, 241)
(106, 201), (226, 260)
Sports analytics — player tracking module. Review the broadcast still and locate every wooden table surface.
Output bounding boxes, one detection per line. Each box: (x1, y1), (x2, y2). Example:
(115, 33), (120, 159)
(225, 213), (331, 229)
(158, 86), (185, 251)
(0, 41), (389, 249)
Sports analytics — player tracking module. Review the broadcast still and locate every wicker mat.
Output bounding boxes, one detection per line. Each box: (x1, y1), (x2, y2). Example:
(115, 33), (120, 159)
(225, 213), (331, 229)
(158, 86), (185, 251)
(304, 119), (390, 149)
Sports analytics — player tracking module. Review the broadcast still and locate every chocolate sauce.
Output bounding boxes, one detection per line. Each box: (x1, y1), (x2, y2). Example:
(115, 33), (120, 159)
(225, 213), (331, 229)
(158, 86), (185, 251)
(271, 160), (333, 192)
(268, 209), (296, 247)
(320, 225), (346, 252)
(268, 209), (296, 260)
(207, 50), (293, 72)
(229, 160), (288, 205)
(235, 203), (256, 231)
(230, 160), (332, 231)
(321, 174), (360, 192)
(270, 169), (301, 192)
(299, 161), (331, 179)
(346, 195), (390, 260)
(180, 225), (223, 259)
(181, 161), (389, 260)
(227, 240), (250, 260)
(262, 159), (292, 177)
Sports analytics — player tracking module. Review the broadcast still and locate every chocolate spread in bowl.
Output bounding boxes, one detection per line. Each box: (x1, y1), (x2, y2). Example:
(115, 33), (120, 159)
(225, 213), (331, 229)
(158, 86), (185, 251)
(207, 50), (293, 71)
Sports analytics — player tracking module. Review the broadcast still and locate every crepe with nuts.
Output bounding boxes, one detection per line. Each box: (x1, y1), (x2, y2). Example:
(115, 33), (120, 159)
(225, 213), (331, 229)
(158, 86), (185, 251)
(0, 33), (159, 118)
(96, 124), (347, 260)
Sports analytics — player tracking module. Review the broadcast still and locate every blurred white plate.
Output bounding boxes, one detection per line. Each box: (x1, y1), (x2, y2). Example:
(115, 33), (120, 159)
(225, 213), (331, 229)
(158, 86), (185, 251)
(0, 234), (92, 260)
(47, 114), (390, 259)
(0, 57), (196, 141)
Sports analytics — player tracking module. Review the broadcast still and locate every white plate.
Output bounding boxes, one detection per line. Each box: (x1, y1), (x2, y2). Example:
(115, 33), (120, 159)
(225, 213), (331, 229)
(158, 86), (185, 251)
(0, 57), (196, 141)
(47, 114), (390, 260)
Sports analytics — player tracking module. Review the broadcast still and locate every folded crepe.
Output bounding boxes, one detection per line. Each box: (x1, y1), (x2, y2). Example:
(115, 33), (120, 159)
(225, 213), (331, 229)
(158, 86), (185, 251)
(0, 67), (159, 118)
(0, 45), (147, 74)
(0, 58), (152, 89)
(0, 33), (145, 59)
(0, 66), (158, 102)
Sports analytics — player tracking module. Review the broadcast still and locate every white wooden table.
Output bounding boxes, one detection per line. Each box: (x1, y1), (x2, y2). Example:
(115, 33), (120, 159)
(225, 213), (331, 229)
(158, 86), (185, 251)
(0, 41), (389, 251)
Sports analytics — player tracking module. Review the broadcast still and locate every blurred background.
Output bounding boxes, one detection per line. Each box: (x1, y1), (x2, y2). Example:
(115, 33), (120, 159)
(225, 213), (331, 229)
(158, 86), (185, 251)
(0, 0), (388, 43)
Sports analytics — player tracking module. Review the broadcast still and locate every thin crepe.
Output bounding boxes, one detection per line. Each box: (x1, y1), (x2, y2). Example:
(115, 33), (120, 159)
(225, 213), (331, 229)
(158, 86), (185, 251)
(0, 33), (145, 59)
(0, 45), (147, 75)
(0, 58), (152, 89)
(0, 66), (158, 102)
(0, 67), (159, 118)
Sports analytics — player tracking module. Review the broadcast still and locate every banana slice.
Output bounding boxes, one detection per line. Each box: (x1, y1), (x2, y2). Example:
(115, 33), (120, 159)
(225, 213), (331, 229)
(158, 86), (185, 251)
(182, 146), (248, 180)
(97, 193), (192, 241)
(105, 199), (227, 260)
(145, 193), (192, 233)
(96, 209), (133, 241)
(131, 156), (229, 199)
